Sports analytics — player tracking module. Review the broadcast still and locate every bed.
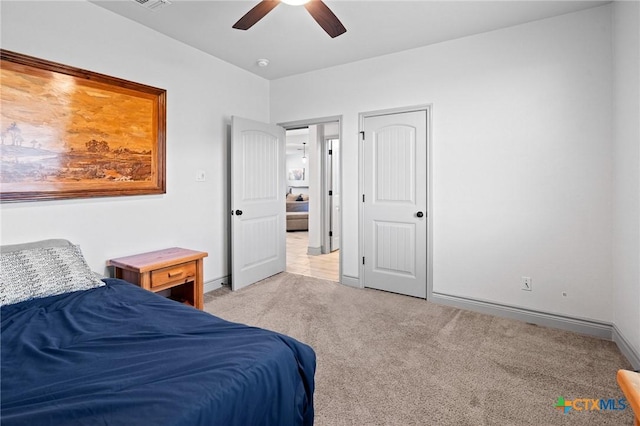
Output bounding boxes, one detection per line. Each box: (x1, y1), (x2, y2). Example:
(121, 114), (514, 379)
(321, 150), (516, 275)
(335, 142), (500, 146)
(0, 240), (316, 426)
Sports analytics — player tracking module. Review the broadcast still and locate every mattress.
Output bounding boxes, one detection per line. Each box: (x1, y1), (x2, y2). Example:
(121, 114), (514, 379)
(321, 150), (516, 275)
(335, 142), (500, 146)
(1, 278), (315, 426)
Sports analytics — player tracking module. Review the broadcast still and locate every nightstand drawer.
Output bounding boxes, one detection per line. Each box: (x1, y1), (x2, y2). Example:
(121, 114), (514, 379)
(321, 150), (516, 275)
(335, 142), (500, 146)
(151, 261), (196, 289)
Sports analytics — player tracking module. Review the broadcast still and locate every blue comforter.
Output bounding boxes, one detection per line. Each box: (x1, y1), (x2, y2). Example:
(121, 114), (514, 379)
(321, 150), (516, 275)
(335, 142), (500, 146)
(1, 279), (315, 426)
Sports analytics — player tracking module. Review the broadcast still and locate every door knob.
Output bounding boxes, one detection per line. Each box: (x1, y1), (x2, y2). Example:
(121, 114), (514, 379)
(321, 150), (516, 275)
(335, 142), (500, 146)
(416, 211), (424, 218)
(235, 210), (243, 216)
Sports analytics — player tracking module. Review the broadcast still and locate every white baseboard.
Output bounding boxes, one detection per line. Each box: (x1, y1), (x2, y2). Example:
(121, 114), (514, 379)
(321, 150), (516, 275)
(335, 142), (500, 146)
(430, 292), (612, 339)
(307, 246), (322, 256)
(433, 291), (640, 369)
(612, 324), (640, 370)
(204, 275), (230, 294)
(341, 275), (360, 288)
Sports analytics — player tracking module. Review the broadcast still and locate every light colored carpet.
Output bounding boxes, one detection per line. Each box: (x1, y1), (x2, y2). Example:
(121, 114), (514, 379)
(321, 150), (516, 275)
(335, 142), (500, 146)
(204, 273), (633, 426)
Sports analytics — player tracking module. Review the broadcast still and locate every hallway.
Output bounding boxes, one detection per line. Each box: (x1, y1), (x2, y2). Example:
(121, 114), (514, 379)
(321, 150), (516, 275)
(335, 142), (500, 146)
(286, 232), (339, 282)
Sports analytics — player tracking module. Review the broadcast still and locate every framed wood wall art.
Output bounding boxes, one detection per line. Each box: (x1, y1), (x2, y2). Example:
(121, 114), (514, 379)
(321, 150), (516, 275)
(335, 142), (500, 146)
(0, 50), (166, 202)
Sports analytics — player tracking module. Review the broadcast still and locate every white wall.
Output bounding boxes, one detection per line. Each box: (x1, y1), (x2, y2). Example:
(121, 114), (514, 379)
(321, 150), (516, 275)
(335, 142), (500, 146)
(286, 154), (309, 195)
(271, 6), (614, 322)
(286, 130), (309, 194)
(0, 1), (270, 283)
(1, 2), (632, 340)
(612, 0), (640, 358)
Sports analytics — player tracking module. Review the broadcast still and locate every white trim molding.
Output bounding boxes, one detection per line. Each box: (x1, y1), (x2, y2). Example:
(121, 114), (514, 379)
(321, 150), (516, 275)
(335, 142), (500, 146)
(431, 292), (612, 338)
(427, 292), (640, 368)
(204, 275), (230, 294)
(613, 324), (640, 370)
(341, 274), (360, 288)
(307, 246), (322, 256)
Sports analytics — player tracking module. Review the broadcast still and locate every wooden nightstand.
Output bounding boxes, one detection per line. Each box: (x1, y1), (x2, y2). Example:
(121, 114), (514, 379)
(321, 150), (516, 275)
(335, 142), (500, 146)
(107, 247), (208, 310)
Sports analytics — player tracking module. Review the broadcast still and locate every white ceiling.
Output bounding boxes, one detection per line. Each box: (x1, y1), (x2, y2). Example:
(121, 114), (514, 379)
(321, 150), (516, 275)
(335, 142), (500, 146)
(92, 0), (609, 80)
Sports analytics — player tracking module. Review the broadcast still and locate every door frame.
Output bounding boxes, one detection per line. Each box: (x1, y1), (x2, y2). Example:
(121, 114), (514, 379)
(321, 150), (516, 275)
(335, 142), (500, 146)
(322, 136), (340, 254)
(358, 105), (433, 299)
(278, 115), (343, 283)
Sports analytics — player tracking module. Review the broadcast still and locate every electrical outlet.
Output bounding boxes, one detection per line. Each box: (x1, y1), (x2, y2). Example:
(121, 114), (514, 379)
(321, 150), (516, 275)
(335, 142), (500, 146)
(195, 170), (206, 182)
(521, 276), (532, 291)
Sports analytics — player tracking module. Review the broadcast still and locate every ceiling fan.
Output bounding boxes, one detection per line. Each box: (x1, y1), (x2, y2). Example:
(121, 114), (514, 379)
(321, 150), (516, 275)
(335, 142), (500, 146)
(233, 0), (347, 38)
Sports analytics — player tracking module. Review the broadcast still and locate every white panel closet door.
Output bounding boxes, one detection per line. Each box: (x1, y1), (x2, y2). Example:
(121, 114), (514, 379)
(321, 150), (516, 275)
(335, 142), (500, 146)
(231, 116), (286, 291)
(362, 110), (427, 298)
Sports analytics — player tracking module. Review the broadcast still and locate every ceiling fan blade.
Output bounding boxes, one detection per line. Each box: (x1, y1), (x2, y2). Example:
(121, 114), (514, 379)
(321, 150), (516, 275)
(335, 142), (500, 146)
(304, 0), (346, 38)
(233, 0), (281, 31)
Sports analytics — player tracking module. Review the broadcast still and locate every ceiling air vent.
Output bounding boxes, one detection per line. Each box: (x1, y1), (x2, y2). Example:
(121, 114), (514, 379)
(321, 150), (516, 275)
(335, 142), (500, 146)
(133, 0), (171, 12)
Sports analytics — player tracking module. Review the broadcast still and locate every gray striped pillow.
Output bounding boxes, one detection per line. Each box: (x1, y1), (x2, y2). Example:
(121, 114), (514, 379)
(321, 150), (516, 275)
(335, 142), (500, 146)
(0, 245), (105, 307)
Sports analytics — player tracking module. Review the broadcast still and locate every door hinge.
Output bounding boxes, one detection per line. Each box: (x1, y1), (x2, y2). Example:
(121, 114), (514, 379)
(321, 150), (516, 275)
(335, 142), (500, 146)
(328, 149), (332, 155)
(362, 256), (365, 265)
(329, 231), (333, 237)
(329, 190), (333, 196)
(362, 194), (365, 202)
(360, 131), (365, 140)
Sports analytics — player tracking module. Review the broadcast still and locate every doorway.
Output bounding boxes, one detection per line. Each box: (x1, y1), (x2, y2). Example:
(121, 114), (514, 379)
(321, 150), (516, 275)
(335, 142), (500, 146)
(282, 119), (342, 282)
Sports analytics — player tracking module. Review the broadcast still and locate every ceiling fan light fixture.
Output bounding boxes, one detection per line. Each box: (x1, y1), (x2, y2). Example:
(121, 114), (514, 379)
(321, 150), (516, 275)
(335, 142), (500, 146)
(281, 0), (310, 5)
(233, 0), (346, 38)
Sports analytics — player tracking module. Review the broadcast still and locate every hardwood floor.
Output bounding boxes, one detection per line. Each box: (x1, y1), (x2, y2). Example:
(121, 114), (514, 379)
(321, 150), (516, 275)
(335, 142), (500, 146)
(286, 231), (339, 282)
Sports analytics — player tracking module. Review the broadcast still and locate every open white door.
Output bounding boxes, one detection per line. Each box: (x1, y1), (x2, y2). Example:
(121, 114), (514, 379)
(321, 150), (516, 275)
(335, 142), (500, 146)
(231, 116), (286, 291)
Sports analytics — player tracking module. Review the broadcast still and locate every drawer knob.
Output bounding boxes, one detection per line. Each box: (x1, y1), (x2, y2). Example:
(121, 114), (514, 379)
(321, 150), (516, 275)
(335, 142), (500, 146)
(168, 270), (184, 278)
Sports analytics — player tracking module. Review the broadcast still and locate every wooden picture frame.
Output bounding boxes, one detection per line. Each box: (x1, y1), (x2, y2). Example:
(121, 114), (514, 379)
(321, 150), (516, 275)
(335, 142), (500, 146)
(0, 50), (166, 202)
